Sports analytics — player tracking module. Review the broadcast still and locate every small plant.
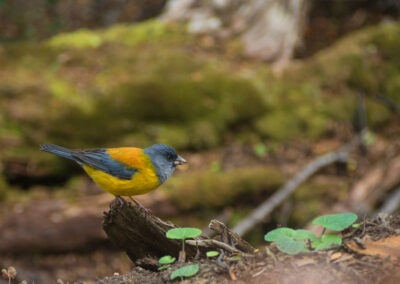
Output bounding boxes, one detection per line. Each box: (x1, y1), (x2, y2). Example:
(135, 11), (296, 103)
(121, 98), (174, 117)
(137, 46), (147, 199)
(158, 255), (176, 271)
(1, 266), (17, 284)
(170, 264), (200, 281)
(311, 234), (342, 250)
(264, 213), (358, 255)
(206, 250), (220, 258)
(166, 227), (202, 262)
(264, 228), (316, 255)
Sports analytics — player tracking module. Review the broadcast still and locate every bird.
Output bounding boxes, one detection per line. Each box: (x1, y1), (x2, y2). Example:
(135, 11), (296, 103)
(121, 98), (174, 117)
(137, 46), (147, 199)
(40, 143), (187, 204)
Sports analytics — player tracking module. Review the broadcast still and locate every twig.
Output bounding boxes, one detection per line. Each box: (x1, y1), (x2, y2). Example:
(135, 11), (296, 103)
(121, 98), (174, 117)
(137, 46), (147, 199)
(232, 136), (362, 236)
(209, 219), (255, 253)
(376, 94), (400, 114)
(185, 239), (242, 254)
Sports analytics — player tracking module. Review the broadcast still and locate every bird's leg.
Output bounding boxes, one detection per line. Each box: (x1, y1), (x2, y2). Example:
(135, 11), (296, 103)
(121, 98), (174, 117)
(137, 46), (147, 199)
(128, 196), (151, 215)
(115, 196), (126, 207)
(128, 196), (141, 206)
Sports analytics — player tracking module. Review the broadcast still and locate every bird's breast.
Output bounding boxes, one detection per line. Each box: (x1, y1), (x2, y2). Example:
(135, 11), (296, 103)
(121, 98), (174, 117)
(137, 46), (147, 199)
(82, 151), (161, 196)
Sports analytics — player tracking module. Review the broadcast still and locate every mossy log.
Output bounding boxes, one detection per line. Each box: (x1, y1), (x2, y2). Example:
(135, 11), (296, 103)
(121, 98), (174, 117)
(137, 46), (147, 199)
(0, 195), (111, 254)
(103, 198), (254, 269)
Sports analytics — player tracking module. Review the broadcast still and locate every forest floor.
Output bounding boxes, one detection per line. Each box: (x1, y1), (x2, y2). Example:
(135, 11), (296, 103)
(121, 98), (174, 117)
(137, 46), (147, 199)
(3, 209), (399, 284)
(99, 213), (400, 284)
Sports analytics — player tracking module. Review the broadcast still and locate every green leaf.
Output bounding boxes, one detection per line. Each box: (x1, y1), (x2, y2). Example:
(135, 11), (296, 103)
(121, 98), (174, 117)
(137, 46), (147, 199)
(166, 228), (202, 240)
(264, 227), (295, 242)
(275, 235), (308, 255)
(170, 264), (200, 280)
(312, 234), (342, 250)
(253, 143), (268, 157)
(312, 213), (358, 231)
(292, 229), (318, 242)
(206, 251), (219, 258)
(352, 222), (363, 229)
(265, 228), (317, 243)
(159, 255), (176, 265)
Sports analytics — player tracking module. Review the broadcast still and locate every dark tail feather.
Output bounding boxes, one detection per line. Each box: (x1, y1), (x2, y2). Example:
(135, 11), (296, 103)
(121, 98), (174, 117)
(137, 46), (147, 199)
(40, 144), (77, 162)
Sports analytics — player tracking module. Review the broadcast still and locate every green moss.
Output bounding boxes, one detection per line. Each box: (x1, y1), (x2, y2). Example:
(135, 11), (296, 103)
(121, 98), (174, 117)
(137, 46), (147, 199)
(254, 102), (330, 141)
(263, 22), (400, 141)
(384, 72), (400, 103)
(255, 112), (302, 141)
(187, 121), (220, 150)
(365, 98), (391, 128)
(48, 20), (185, 49)
(33, 48), (267, 149)
(48, 29), (103, 48)
(370, 22), (400, 65)
(102, 20), (184, 46)
(164, 167), (284, 210)
(321, 95), (356, 122)
(144, 124), (190, 150)
(0, 175), (8, 201)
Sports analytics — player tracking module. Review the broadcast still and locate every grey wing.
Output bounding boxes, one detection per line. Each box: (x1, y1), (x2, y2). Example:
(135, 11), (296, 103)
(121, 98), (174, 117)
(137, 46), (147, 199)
(72, 149), (136, 180)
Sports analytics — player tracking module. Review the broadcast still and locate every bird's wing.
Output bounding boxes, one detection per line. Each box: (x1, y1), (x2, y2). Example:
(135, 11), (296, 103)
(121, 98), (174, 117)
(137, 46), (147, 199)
(72, 148), (137, 180)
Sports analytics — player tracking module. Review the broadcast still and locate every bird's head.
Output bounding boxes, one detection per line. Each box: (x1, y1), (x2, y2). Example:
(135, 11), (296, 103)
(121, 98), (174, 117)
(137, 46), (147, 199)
(144, 144), (186, 184)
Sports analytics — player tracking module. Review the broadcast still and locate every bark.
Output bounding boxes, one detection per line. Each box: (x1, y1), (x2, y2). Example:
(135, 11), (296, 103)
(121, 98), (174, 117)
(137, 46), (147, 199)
(103, 198), (195, 264)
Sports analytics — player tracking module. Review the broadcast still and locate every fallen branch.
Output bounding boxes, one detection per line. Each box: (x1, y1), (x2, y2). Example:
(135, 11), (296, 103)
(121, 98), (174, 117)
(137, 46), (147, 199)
(233, 136), (362, 236)
(349, 153), (400, 213)
(379, 186), (400, 215)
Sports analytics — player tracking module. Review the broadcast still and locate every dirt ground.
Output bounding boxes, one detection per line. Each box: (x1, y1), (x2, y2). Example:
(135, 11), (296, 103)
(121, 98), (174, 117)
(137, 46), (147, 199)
(95, 213), (400, 284)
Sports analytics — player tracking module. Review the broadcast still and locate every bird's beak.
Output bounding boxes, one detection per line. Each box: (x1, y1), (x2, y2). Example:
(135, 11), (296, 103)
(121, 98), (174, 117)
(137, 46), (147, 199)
(174, 155), (187, 166)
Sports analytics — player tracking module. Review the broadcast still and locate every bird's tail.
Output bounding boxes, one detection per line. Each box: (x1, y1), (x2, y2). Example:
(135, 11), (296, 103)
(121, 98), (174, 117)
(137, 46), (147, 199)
(40, 144), (76, 161)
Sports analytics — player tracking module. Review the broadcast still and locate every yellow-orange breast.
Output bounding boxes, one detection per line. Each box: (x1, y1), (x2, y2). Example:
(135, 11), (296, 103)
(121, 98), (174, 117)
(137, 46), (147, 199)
(82, 147), (160, 196)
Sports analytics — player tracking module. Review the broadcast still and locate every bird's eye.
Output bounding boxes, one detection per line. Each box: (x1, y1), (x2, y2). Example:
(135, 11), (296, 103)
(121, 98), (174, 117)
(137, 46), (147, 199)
(167, 153), (173, 160)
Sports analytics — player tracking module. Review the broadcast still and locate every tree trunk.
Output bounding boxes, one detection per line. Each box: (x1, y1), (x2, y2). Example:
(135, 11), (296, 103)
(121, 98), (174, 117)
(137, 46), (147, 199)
(162, 0), (309, 65)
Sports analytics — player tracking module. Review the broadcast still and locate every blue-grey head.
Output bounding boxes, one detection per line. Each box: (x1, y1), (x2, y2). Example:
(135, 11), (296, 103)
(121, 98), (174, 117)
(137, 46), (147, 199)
(144, 144), (187, 184)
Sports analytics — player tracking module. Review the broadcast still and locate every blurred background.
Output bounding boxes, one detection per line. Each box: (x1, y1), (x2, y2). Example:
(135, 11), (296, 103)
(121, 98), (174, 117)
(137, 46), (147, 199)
(0, 0), (399, 282)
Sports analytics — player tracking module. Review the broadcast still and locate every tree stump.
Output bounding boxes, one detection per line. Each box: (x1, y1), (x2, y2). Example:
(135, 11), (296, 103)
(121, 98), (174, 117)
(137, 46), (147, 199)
(103, 199), (199, 268)
(103, 198), (255, 269)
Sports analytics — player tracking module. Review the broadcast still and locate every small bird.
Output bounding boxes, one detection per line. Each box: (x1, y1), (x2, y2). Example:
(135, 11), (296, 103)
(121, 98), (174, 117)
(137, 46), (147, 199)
(40, 143), (186, 202)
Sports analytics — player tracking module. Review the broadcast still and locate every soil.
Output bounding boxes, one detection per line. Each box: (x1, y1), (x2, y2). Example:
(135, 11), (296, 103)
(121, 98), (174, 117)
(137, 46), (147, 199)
(96, 214), (400, 284)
